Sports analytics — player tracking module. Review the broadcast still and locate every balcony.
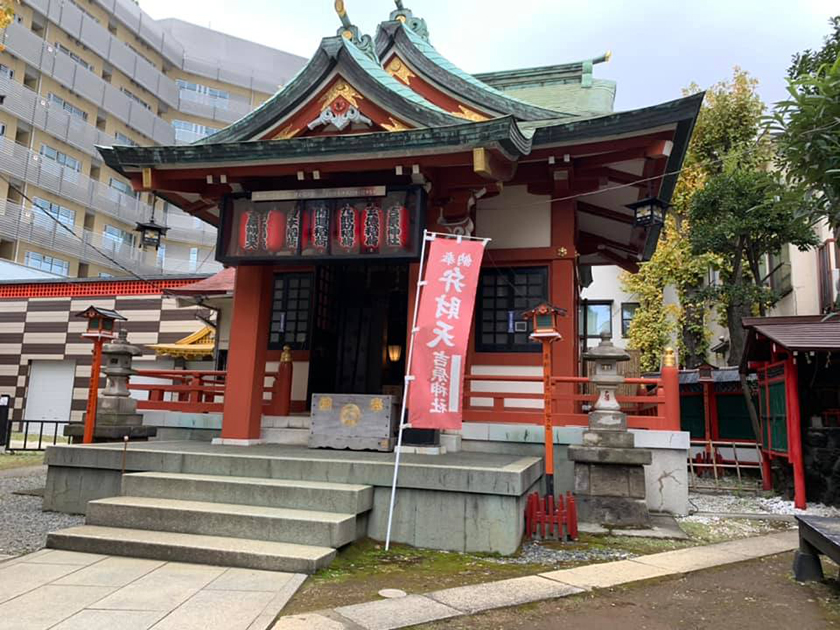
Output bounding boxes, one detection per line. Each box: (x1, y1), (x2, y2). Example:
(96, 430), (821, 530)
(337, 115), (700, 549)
(0, 198), (223, 276)
(0, 137), (217, 246)
(176, 91), (252, 126)
(0, 76), (111, 160)
(1, 21), (175, 144)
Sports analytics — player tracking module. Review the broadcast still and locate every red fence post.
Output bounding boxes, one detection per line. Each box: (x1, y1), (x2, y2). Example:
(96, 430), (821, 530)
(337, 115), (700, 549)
(662, 348), (680, 431)
(786, 356), (807, 510)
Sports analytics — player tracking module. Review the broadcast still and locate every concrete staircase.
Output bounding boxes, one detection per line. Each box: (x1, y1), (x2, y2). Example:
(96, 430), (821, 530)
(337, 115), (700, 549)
(47, 471), (373, 574)
(261, 415), (311, 445)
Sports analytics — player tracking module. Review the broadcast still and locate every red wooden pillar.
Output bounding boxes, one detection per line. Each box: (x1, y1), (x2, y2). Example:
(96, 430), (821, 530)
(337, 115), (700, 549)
(83, 338), (104, 444)
(221, 265), (273, 442)
(785, 356), (807, 509)
(550, 198), (577, 415)
(661, 351), (681, 431)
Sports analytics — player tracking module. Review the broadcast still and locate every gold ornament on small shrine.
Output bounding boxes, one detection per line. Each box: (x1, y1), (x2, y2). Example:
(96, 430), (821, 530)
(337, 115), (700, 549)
(369, 397), (384, 412)
(319, 396), (333, 411)
(340, 403), (361, 427)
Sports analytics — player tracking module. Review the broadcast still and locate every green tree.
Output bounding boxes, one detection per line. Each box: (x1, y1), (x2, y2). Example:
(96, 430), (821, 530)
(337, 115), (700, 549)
(622, 69), (764, 369)
(689, 164), (819, 367)
(788, 16), (840, 81)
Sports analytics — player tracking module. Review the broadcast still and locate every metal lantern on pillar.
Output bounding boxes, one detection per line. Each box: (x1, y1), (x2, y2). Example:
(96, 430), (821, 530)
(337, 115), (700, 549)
(626, 196), (668, 228)
(135, 215), (169, 251)
(522, 303), (566, 499)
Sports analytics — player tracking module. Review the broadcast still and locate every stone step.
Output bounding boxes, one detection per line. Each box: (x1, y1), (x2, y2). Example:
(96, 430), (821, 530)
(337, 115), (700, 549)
(47, 525), (335, 574)
(122, 472), (373, 514)
(262, 416), (311, 429)
(261, 427), (309, 445)
(87, 496), (359, 548)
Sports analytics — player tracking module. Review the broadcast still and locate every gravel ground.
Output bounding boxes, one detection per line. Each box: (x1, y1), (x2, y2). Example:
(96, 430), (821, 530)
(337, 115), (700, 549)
(0, 470), (84, 557)
(688, 492), (840, 517)
(488, 541), (632, 566)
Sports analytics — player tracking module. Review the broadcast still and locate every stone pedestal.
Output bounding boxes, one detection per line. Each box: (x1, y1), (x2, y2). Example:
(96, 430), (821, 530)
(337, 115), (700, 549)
(571, 333), (654, 528)
(569, 432), (652, 527)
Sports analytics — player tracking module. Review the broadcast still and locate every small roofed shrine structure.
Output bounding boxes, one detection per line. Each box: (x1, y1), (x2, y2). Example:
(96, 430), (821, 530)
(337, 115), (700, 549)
(98, 2), (702, 445)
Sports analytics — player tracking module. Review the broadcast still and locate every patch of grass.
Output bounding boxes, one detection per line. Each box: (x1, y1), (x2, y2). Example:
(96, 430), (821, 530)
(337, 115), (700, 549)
(0, 452), (44, 471)
(564, 532), (697, 556)
(284, 539), (547, 614)
(679, 517), (791, 544)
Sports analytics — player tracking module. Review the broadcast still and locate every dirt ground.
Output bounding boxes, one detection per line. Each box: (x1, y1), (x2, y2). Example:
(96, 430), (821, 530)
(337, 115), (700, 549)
(417, 553), (840, 630)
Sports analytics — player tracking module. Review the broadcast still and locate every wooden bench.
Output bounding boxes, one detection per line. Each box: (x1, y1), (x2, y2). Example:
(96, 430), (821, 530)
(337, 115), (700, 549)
(793, 515), (840, 581)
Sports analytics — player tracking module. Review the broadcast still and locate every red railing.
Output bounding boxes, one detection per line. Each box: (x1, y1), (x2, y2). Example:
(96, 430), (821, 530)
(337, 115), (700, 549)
(129, 370), (278, 414)
(462, 371), (680, 431)
(127, 366), (681, 431)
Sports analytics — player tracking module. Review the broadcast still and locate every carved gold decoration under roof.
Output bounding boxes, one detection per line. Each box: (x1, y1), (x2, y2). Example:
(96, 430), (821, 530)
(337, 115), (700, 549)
(386, 57), (415, 85)
(273, 124), (300, 140)
(454, 105), (490, 122)
(319, 79), (363, 109)
(382, 117), (410, 132)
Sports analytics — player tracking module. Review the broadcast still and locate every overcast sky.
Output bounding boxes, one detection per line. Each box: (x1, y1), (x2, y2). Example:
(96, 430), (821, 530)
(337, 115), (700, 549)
(138, 0), (837, 112)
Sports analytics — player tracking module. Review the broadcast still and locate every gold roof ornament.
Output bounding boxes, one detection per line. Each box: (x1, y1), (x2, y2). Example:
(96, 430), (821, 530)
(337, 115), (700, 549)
(663, 347), (676, 367)
(333, 0), (378, 60)
(389, 0), (429, 40)
(385, 56), (416, 85)
(318, 79), (364, 109)
(454, 105), (489, 122)
(382, 117), (410, 132)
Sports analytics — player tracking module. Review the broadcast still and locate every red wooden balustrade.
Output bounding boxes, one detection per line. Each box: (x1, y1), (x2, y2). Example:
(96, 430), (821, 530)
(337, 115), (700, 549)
(129, 370), (275, 414)
(127, 366), (681, 430)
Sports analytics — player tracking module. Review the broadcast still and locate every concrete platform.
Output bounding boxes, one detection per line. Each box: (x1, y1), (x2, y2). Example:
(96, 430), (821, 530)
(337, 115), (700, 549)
(44, 441), (543, 554)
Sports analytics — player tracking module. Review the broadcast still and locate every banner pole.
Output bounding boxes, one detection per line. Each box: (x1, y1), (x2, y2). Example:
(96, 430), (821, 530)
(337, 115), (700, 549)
(385, 230), (434, 551)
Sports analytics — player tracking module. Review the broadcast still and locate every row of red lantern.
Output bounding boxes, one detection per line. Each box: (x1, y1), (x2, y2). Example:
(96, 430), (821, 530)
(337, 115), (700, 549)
(238, 203), (409, 255)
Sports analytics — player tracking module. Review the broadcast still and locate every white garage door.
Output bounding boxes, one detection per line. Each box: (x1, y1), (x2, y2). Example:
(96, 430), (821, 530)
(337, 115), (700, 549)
(25, 360), (75, 422)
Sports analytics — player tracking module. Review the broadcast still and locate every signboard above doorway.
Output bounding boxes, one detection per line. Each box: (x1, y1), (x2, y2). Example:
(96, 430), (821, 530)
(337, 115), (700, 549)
(217, 186), (426, 264)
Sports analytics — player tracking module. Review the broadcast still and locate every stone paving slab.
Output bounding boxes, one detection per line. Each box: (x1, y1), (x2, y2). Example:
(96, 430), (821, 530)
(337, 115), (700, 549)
(54, 556), (165, 587)
(150, 589), (277, 630)
(51, 609), (168, 630)
(0, 584), (116, 630)
(541, 558), (676, 589)
(428, 575), (584, 614)
(335, 594), (461, 630)
(0, 561), (83, 605)
(272, 613), (353, 630)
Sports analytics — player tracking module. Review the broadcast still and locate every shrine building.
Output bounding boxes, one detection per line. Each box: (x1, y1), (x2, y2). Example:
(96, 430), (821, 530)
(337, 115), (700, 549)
(98, 2), (702, 445)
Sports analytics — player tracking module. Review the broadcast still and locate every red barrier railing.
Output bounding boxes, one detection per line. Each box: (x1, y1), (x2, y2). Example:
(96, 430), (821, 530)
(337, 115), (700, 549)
(462, 369), (680, 431)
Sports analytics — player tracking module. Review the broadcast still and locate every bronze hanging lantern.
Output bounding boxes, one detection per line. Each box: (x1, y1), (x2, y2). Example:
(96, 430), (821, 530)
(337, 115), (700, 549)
(626, 196), (668, 228)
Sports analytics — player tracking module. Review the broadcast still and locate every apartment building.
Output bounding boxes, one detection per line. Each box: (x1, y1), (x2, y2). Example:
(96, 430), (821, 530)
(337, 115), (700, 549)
(0, 0), (306, 278)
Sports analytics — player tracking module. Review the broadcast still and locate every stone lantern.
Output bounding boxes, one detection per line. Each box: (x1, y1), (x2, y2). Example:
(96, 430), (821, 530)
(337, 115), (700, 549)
(568, 332), (652, 527)
(94, 330), (155, 439)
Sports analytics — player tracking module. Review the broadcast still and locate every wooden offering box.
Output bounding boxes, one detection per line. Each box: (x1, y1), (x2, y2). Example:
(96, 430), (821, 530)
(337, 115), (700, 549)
(309, 393), (398, 452)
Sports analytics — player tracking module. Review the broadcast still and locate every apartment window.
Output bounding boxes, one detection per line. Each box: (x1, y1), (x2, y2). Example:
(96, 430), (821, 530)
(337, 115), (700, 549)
(176, 79), (230, 106)
(476, 267), (548, 353)
(24, 251), (69, 276)
(189, 247), (199, 271)
(47, 93), (88, 122)
(768, 248), (793, 296)
(172, 120), (219, 143)
(580, 301), (613, 338)
(103, 224), (134, 249)
(0, 124), (5, 137)
(818, 243), (836, 312)
(120, 87), (151, 111)
(0, 64), (13, 80)
(54, 42), (92, 71)
(269, 273), (312, 350)
(621, 303), (639, 337)
(33, 198), (76, 228)
(157, 244), (166, 267)
(98, 272), (114, 278)
(39, 144), (81, 183)
(109, 177), (136, 198)
(113, 132), (137, 147)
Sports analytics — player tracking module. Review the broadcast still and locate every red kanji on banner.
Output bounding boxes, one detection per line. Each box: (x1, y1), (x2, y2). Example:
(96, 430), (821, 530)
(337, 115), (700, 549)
(408, 237), (486, 430)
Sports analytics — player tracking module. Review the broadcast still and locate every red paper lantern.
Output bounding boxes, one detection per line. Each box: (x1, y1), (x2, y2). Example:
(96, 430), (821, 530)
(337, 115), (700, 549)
(264, 208), (287, 252)
(361, 204), (382, 252)
(285, 207), (301, 251)
(336, 204), (359, 252)
(239, 210), (262, 252)
(385, 204), (409, 250)
(306, 204), (330, 253)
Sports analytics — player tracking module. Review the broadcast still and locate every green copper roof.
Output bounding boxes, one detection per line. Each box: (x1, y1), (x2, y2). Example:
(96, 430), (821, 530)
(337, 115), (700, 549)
(493, 80), (616, 116)
(339, 36), (450, 115)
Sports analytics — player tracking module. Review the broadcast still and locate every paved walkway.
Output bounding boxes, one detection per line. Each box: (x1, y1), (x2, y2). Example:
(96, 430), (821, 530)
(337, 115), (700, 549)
(0, 550), (305, 630)
(274, 530), (799, 630)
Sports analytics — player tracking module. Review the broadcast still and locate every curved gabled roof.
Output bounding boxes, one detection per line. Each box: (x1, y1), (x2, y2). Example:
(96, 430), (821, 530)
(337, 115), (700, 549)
(196, 34), (464, 145)
(375, 21), (575, 121)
